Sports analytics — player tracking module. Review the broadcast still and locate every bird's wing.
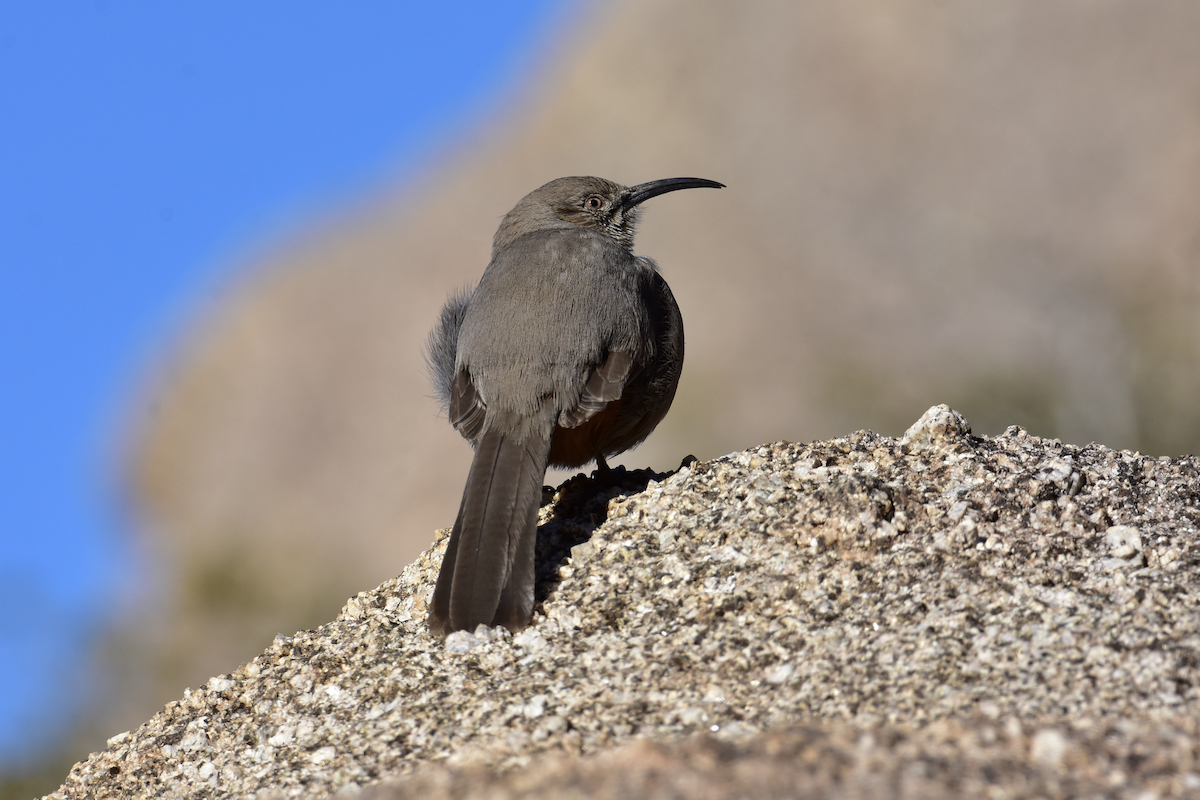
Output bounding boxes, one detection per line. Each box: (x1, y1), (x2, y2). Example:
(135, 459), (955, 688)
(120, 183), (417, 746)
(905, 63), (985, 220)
(559, 350), (633, 429)
(449, 370), (486, 442)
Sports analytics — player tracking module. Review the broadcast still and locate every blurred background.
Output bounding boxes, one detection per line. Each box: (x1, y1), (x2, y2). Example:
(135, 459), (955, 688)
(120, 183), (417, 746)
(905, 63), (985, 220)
(4, 1), (1200, 796)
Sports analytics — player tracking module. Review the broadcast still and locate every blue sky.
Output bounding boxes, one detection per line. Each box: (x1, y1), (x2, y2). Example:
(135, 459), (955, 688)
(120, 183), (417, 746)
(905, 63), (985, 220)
(0, 1), (572, 770)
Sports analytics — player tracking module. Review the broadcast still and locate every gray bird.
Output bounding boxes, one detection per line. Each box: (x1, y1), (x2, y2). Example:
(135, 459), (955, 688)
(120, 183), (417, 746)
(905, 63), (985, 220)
(426, 175), (724, 635)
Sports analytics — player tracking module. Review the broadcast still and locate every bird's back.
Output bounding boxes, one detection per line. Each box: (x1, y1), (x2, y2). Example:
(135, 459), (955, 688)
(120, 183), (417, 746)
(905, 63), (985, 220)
(456, 227), (655, 420)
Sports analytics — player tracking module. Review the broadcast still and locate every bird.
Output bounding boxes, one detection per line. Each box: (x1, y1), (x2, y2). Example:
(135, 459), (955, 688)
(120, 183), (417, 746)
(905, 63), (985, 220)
(425, 175), (724, 635)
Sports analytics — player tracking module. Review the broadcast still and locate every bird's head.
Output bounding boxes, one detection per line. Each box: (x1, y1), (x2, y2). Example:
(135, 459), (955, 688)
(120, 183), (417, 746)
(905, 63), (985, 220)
(493, 175), (724, 255)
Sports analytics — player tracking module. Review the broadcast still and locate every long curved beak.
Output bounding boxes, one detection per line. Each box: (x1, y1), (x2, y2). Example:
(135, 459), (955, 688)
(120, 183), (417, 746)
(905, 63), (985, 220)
(622, 177), (725, 211)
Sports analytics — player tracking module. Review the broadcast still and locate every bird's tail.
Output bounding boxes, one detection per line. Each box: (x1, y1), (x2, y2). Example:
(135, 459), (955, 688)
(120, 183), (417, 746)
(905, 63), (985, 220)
(429, 424), (550, 635)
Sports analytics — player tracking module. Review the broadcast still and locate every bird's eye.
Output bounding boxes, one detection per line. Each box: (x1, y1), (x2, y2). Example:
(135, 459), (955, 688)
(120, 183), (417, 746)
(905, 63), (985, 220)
(584, 195), (604, 210)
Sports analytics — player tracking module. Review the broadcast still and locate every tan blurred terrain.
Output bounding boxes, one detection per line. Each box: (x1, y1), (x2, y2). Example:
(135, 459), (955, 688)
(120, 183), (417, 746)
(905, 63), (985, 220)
(100, 0), (1200, 759)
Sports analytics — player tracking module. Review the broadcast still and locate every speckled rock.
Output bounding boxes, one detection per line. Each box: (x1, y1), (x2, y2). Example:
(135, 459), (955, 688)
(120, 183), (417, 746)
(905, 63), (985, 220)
(48, 406), (1200, 799)
(353, 719), (1200, 800)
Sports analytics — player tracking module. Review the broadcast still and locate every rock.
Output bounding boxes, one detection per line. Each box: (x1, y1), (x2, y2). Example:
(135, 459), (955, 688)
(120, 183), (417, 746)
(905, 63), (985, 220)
(48, 407), (1200, 799)
(899, 403), (972, 451)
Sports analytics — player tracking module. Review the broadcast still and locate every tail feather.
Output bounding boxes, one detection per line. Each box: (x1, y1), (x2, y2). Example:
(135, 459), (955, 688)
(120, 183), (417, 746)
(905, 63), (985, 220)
(429, 426), (550, 634)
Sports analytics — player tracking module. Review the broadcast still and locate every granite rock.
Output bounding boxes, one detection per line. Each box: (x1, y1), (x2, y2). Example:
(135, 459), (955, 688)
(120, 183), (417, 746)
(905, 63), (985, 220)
(49, 406), (1200, 799)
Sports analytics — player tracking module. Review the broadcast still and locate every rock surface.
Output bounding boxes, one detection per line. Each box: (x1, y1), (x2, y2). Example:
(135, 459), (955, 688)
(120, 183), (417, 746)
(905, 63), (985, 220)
(352, 720), (1200, 800)
(51, 407), (1200, 798)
